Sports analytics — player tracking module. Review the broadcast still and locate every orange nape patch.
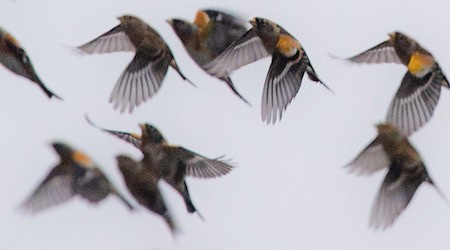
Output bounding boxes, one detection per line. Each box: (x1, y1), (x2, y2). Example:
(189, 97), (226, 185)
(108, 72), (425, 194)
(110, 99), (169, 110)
(408, 52), (434, 77)
(72, 151), (94, 168)
(194, 11), (210, 29)
(276, 34), (300, 58)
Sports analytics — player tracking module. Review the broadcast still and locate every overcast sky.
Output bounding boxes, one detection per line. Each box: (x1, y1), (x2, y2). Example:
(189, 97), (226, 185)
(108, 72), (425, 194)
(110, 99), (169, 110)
(2, 0), (450, 249)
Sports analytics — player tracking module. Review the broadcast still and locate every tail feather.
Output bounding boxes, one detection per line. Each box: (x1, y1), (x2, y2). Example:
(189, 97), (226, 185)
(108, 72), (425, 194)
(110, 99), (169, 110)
(222, 77), (251, 105)
(37, 81), (63, 100)
(306, 65), (334, 94)
(112, 188), (135, 211)
(170, 60), (196, 87)
(182, 182), (204, 221)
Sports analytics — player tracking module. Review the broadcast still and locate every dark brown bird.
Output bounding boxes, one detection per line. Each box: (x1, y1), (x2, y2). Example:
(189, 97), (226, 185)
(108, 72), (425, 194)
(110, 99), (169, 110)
(138, 123), (234, 219)
(347, 123), (446, 230)
(167, 9), (251, 104)
(343, 31), (449, 135)
(116, 155), (177, 235)
(77, 15), (194, 113)
(0, 27), (61, 99)
(21, 142), (134, 213)
(204, 17), (332, 124)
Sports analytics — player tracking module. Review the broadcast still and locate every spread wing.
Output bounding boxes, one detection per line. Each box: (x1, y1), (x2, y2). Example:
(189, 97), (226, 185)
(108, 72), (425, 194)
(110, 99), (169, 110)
(346, 137), (390, 176)
(261, 50), (307, 124)
(20, 166), (75, 213)
(109, 48), (170, 113)
(85, 115), (141, 149)
(369, 162), (426, 230)
(176, 147), (234, 178)
(386, 68), (444, 136)
(77, 25), (135, 54)
(203, 28), (270, 77)
(346, 41), (401, 64)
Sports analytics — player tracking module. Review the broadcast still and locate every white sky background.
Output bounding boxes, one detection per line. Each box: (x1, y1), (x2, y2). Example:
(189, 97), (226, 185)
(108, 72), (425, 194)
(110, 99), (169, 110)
(1, 0), (450, 249)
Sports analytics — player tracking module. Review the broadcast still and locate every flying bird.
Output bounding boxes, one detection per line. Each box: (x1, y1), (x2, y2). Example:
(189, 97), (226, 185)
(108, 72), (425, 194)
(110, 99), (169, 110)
(343, 31), (449, 135)
(0, 27), (61, 99)
(346, 123), (446, 230)
(204, 17), (332, 124)
(85, 115), (234, 218)
(21, 142), (134, 213)
(167, 9), (251, 104)
(77, 15), (194, 113)
(116, 155), (178, 235)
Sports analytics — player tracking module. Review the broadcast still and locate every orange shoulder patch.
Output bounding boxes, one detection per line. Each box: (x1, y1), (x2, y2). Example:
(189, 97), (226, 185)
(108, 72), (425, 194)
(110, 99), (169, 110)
(72, 151), (94, 168)
(5, 33), (20, 48)
(194, 11), (210, 29)
(408, 52), (434, 77)
(276, 34), (300, 58)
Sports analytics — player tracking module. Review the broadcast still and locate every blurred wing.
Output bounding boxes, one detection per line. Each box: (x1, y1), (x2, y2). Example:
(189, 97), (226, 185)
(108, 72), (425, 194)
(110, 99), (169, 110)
(109, 49), (170, 113)
(386, 69), (443, 136)
(346, 137), (390, 176)
(346, 41), (401, 64)
(369, 163), (424, 230)
(203, 28), (270, 77)
(261, 51), (307, 124)
(85, 115), (141, 149)
(77, 25), (135, 54)
(177, 147), (234, 178)
(21, 170), (75, 214)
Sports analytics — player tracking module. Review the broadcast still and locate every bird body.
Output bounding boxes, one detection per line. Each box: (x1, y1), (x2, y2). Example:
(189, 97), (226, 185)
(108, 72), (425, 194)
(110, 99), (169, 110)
(344, 31), (449, 135)
(168, 9), (251, 104)
(116, 155), (177, 234)
(77, 15), (193, 113)
(21, 142), (134, 213)
(0, 27), (61, 99)
(204, 17), (331, 124)
(347, 124), (444, 230)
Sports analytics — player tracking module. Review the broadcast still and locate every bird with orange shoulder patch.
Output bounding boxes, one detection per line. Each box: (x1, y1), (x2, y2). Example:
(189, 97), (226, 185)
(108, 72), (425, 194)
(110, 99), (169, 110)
(168, 9), (252, 104)
(20, 142), (134, 214)
(204, 17), (332, 124)
(341, 31), (449, 135)
(0, 27), (61, 99)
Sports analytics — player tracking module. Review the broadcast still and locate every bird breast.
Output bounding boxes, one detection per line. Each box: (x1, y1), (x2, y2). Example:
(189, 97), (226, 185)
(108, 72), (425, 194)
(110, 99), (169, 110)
(276, 34), (300, 58)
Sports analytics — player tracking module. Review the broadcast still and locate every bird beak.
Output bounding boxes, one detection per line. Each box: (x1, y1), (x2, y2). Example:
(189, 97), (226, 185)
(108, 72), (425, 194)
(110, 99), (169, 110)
(166, 19), (173, 25)
(388, 32), (395, 39)
(249, 18), (256, 26)
(138, 123), (146, 131)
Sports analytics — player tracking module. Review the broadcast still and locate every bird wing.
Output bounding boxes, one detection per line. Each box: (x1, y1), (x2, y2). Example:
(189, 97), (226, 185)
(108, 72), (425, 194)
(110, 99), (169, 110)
(109, 48), (170, 113)
(77, 25), (135, 54)
(85, 115), (141, 149)
(261, 50), (307, 124)
(20, 166), (75, 213)
(203, 28), (270, 77)
(386, 67), (444, 136)
(346, 41), (401, 64)
(175, 147), (234, 178)
(369, 162), (425, 230)
(346, 137), (390, 176)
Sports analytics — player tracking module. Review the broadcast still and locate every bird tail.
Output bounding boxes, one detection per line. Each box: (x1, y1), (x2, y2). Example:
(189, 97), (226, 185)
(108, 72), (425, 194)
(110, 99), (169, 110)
(170, 59), (196, 87)
(222, 77), (251, 105)
(32, 75), (63, 100)
(112, 188), (135, 211)
(182, 182), (205, 221)
(427, 177), (448, 205)
(163, 212), (180, 238)
(305, 61), (334, 94)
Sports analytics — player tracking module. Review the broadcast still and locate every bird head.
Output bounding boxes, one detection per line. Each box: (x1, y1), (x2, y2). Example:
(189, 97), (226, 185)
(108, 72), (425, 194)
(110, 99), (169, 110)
(51, 142), (74, 162)
(167, 18), (197, 42)
(376, 123), (405, 142)
(139, 123), (166, 144)
(249, 17), (280, 35)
